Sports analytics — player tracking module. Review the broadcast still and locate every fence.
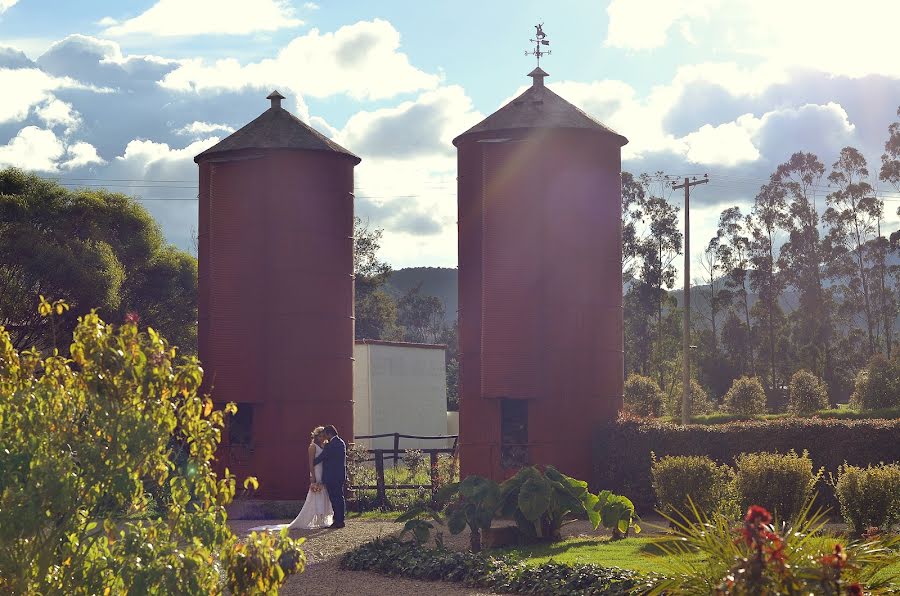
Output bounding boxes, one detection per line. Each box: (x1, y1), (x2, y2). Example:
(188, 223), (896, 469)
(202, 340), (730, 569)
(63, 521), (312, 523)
(349, 432), (459, 508)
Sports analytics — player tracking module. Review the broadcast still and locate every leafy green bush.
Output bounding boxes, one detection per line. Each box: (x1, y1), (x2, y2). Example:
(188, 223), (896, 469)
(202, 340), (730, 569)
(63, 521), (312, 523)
(0, 303), (303, 594)
(834, 463), (900, 535)
(650, 454), (734, 519)
(850, 354), (900, 410)
(341, 537), (652, 595)
(652, 499), (899, 594)
(624, 374), (665, 417)
(787, 369), (829, 415)
(723, 376), (768, 416)
(667, 379), (716, 419)
(733, 450), (821, 522)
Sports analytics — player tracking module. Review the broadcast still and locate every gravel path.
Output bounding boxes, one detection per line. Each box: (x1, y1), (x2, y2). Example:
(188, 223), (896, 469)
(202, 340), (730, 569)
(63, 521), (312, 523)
(229, 517), (503, 596)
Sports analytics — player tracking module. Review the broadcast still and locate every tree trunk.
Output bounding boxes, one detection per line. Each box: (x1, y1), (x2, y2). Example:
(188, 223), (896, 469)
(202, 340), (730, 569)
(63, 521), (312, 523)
(470, 528), (481, 553)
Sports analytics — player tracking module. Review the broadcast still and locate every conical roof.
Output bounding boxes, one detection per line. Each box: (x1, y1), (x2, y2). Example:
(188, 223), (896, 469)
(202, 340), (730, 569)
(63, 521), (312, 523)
(453, 69), (628, 147)
(194, 90), (360, 163)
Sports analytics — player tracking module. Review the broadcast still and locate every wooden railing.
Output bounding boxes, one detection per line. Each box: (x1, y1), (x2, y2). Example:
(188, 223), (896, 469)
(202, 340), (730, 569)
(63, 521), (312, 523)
(349, 432), (459, 508)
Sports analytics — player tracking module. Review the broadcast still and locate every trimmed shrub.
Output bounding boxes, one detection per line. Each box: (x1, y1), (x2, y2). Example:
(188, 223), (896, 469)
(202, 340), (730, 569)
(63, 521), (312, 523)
(592, 418), (900, 512)
(624, 374), (665, 417)
(732, 451), (820, 522)
(667, 379), (716, 419)
(834, 463), (900, 535)
(787, 369), (829, 415)
(850, 354), (900, 410)
(650, 454), (733, 518)
(341, 537), (653, 595)
(723, 376), (767, 416)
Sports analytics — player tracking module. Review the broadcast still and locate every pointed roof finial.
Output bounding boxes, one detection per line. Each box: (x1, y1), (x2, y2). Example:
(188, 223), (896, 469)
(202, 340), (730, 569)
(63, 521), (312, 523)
(267, 90), (285, 109)
(528, 67), (548, 88)
(525, 23), (551, 68)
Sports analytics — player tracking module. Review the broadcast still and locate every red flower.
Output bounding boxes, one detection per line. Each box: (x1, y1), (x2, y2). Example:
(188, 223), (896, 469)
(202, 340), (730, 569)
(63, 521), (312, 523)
(745, 505), (772, 525)
(821, 543), (847, 569)
(847, 583), (863, 595)
(125, 312), (140, 324)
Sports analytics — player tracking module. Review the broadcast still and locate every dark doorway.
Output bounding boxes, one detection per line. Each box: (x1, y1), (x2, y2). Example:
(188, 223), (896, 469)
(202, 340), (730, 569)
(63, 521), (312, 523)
(500, 399), (528, 469)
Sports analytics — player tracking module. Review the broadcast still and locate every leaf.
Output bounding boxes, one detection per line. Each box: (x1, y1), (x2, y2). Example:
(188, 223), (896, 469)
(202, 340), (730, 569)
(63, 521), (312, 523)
(447, 508), (467, 535)
(517, 477), (552, 522)
(243, 477), (259, 491)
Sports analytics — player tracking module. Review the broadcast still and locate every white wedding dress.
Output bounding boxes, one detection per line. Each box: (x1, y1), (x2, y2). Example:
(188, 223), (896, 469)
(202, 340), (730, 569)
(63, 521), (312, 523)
(249, 443), (334, 532)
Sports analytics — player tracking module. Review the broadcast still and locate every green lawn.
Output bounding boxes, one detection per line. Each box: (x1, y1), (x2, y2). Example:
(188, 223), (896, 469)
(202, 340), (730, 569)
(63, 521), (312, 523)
(662, 406), (900, 425)
(495, 535), (900, 582)
(495, 536), (699, 576)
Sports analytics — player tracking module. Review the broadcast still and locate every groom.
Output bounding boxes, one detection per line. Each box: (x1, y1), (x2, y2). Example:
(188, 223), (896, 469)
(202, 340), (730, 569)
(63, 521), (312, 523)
(313, 424), (346, 529)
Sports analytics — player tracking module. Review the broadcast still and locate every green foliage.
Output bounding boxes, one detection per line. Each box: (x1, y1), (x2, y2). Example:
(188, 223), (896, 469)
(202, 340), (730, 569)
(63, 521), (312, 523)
(733, 450), (821, 522)
(834, 463), (900, 536)
(0, 306), (303, 594)
(650, 499), (899, 594)
(651, 454), (734, 519)
(0, 168), (197, 354)
(341, 537), (652, 595)
(440, 475), (501, 552)
(850, 354), (900, 410)
(787, 369), (830, 415)
(624, 373), (665, 417)
(666, 379), (716, 419)
(723, 376), (768, 416)
(595, 417), (900, 513)
(498, 466), (639, 543)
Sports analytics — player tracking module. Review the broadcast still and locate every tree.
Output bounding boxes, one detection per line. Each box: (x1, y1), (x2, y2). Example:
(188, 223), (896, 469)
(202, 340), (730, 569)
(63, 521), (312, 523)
(716, 207), (756, 376)
(748, 179), (788, 390)
(824, 147), (880, 356)
(773, 153), (834, 380)
(621, 171), (646, 282)
(880, 105), (900, 193)
(0, 169), (197, 353)
(697, 232), (733, 356)
(635, 175), (682, 383)
(0, 302), (303, 594)
(398, 283), (446, 344)
(353, 217), (400, 340)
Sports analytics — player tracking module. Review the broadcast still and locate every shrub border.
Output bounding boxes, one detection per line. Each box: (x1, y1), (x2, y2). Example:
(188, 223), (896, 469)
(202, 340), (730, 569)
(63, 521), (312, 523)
(593, 417), (900, 512)
(340, 537), (653, 596)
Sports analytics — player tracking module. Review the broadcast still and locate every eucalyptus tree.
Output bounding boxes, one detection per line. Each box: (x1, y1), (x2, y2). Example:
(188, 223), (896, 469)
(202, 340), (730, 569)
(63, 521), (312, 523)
(823, 147), (881, 356)
(715, 206), (756, 375)
(749, 179), (789, 390)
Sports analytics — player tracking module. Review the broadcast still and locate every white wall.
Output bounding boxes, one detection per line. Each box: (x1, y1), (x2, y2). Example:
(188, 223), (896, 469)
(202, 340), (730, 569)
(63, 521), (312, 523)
(447, 411), (459, 448)
(353, 341), (448, 451)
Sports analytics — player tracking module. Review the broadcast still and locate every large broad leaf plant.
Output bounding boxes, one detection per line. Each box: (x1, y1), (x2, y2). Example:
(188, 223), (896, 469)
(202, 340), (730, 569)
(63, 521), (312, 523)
(398, 465), (640, 549)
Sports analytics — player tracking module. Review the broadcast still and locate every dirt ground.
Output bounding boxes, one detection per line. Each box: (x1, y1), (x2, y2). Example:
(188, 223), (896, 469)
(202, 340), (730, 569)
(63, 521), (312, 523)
(230, 517), (505, 596)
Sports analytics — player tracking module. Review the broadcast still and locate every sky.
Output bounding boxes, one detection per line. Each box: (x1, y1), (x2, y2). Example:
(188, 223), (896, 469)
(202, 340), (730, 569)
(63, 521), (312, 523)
(1, 0), (900, 283)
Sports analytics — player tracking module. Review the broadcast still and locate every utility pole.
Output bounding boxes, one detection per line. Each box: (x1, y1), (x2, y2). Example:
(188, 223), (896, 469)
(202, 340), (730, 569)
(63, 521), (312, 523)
(673, 175), (708, 424)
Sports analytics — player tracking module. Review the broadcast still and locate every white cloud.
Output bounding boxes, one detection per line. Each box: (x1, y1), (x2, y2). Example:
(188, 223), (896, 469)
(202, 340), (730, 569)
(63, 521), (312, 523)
(0, 0), (19, 15)
(337, 85), (480, 159)
(174, 120), (234, 136)
(103, 0), (302, 37)
(682, 114), (762, 166)
(0, 126), (103, 172)
(115, 137), (219, 171)
(303, 2), (320, 9)
(605, 0), (900, 77)
(35, 97), (81, 132)
(96, 16), (118, 27)
(61, 141), (105, 169)
(160, 19), (440, 101)
(606, 0), (718, 50)
(0, 67), (103, 124)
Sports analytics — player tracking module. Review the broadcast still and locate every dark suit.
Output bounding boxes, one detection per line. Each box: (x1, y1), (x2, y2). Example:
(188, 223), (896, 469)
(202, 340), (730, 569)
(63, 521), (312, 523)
(313, 434), (346, 524)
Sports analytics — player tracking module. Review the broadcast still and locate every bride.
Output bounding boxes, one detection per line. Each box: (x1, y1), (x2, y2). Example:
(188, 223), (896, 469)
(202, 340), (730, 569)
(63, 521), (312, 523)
(250, 426), (334, 531)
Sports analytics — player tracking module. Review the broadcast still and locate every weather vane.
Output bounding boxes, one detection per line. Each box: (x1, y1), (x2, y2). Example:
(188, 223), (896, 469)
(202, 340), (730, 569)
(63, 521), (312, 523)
(525, 23), (550, 67)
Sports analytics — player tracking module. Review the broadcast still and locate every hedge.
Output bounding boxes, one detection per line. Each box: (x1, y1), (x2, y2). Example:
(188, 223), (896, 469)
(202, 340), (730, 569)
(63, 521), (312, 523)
(592, 417), (900, 512)
(341, 537), (652, 595)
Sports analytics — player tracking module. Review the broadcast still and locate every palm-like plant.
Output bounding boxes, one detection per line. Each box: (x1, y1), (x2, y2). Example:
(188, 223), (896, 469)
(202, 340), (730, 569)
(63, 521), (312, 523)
(649, 498), (899, 595)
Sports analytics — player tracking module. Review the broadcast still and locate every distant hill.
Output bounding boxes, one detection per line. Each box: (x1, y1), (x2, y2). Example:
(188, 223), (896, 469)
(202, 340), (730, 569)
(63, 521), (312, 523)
(385, 267), (458, 323)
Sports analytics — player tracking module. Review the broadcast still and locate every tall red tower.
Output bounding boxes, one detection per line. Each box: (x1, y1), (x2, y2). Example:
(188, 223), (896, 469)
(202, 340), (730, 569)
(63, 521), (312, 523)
(196, 91), (359, 499)
(455, 69), (628, 483)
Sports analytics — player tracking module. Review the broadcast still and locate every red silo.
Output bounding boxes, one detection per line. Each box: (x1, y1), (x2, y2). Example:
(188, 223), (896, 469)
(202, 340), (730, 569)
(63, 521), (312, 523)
(455, 68), (628, 483)
(196, 91), (359, 499)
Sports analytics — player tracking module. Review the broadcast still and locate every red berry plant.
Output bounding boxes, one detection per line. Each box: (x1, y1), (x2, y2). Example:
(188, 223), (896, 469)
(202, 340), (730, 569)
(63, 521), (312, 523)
(650, 499), (899, 594)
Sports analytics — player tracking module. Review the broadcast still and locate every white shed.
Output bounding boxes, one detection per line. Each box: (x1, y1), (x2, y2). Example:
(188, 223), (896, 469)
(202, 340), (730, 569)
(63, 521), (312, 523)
(353, 339), (448, 450)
